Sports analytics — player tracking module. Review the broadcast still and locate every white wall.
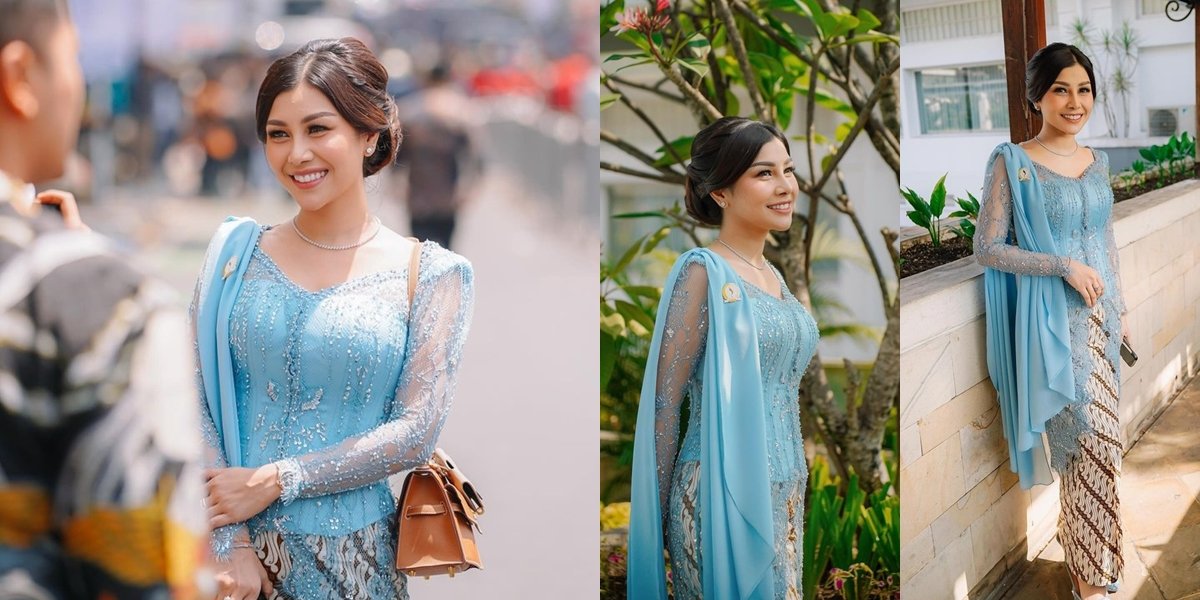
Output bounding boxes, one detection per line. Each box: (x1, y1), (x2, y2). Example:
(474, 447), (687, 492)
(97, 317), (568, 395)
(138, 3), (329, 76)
(899, 0), (1197, 200)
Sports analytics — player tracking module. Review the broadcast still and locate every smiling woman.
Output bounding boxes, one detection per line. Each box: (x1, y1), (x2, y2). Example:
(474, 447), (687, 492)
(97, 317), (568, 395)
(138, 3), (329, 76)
(626, 117), (819, 599)
(190, 37), (474, 600)
(974, 43), (1126, 600)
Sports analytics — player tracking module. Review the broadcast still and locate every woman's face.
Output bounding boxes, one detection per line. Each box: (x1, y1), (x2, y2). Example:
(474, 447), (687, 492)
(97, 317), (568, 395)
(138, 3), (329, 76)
(715, 138), (798, 233)
(262, 82), (377, 212)
(1037, 63), (1093, 137)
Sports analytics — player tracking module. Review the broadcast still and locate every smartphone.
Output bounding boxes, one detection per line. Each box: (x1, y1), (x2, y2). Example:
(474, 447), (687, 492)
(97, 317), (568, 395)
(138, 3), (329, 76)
(1120, 338), (1138, 366)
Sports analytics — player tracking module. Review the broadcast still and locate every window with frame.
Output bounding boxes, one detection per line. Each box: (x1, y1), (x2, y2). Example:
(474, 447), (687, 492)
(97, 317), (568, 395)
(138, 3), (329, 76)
(915, 64), (1010, 134)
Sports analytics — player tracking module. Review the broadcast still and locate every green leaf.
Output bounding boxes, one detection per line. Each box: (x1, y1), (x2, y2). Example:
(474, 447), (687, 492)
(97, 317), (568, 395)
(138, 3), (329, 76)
(600, 93), (621, 111)
(827, 32), (898, 47)
(676, 57), (710, 78)
(652, 136), (694, 167)
(603, 51), (649, 63)
(854, 8), (882, 33)
(613, 57), (656, 74)
(600, 330), (619, 389)
(929, 173), (948, 217)
(612, 210), (669, 220)
(906, 210), (930, 229)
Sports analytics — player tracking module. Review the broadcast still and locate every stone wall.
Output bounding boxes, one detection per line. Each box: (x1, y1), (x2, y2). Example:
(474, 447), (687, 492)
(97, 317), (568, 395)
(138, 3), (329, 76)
(899, 179), (1200, 599)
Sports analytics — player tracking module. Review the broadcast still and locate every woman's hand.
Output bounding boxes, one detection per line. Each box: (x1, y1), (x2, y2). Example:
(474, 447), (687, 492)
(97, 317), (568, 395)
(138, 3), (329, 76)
(1063, 258), (1104, 308)
(213, 546), (273, 600)
(35, 190), (89, 231)
(205, 465), (281, 529)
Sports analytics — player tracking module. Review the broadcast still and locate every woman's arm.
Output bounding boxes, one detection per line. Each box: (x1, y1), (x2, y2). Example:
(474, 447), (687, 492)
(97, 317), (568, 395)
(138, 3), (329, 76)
(273, 253), (474, 501)
(651, 258), (709, 515)
(974, 153), (1071, 277)
(188, 279), (252, 560)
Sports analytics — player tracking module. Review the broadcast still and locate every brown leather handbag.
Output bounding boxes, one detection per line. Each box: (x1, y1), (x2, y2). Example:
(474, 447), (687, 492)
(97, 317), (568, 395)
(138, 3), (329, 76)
(395, 448), (485, 578)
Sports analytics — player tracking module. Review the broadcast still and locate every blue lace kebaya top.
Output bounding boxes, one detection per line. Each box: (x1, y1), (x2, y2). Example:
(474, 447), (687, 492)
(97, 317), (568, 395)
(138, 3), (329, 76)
(975, 144), (1126, 477)
(193, 224), (473, 597)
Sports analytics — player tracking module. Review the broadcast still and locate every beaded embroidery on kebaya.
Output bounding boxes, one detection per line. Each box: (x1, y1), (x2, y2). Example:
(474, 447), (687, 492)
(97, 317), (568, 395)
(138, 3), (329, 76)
(192, 226), (474, 599)
(653, 255), (820, 599)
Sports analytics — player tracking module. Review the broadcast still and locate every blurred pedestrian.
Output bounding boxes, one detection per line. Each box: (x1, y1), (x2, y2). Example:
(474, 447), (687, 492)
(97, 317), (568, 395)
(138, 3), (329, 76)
(0, 1), (207, 598)
(194, 38), (474, 599)
(396, 64), (482, 249)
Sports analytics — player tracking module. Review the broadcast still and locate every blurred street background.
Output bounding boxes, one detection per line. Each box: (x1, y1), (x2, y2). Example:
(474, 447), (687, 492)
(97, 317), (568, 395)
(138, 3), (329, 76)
(56, 0), (601, 597)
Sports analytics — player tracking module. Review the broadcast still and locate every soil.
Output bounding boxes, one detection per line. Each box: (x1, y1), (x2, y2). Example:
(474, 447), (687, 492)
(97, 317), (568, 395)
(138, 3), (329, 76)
(1113, 172), (1197, 202)
(899, 235), (973, 279)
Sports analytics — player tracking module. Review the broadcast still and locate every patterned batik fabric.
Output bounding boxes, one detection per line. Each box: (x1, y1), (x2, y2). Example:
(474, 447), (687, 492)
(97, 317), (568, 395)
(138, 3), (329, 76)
(976, 146), (1126, 585)
(191, 225), (474, 599)
(0, 203), (206, 598)
(654, 256), (819, 598)
(1055, 303), (1124, 587)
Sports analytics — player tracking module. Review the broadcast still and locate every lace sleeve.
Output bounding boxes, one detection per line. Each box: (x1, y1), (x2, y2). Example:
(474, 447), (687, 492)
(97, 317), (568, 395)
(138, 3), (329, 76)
(188, 276), (250, 560)
(273, 252), (474, 501)
(974, 153), (1071, 277)
(653, 258), (708, 515)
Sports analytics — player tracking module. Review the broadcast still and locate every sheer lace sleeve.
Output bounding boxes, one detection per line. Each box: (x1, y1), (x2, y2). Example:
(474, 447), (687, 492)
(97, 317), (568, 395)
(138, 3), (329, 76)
(273, 251), (474, 501)
(653, 258), (709, 514)
(974, 153), (1071, 277)
(188, 277), (250, 560)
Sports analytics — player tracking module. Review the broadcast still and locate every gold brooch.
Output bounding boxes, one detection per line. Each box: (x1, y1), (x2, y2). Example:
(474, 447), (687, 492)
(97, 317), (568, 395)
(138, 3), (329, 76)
(721, 282), (741, 303)
(1017, 167), (1030, 182)
(222, 256), (238, 279)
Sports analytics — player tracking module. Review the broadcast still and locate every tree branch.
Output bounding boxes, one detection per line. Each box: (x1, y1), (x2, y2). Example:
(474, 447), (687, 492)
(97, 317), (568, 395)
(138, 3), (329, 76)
(600, 161), (684, 184)
(606, 73), (686, 103)
(713, 0), (769, 123)
(601, 129), (686, 179)
(602, 78), (686, 167)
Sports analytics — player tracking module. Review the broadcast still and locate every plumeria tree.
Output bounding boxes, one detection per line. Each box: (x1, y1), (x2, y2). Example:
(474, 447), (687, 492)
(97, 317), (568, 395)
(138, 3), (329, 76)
(600, 0), (900, 492)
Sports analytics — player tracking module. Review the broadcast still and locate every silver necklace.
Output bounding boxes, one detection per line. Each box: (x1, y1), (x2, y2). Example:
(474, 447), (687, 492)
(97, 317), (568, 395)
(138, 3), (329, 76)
(291, 216), (381, 251)
(716, 238), (765, 270)
(1033, 135), (1078, 157)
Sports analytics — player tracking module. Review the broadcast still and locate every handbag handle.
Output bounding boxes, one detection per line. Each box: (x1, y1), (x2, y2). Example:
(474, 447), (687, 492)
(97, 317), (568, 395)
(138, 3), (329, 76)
(406, 238), (421, 309)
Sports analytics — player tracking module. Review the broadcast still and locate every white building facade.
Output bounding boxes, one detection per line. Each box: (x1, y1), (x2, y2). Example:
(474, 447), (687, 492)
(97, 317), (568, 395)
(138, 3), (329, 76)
(899, 0), (1196, 199)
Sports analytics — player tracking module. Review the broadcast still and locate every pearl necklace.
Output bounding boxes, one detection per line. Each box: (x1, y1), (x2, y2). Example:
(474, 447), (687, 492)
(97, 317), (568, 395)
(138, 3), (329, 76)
(291, 216), (381, 251)
(716, 238), (765, 270)
(1033, 135), (1078, 157)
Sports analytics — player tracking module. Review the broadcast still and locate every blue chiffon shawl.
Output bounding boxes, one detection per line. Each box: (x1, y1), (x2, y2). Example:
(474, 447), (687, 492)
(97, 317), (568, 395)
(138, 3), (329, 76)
(194, 216), (261, 468)
(982, 144), (1076, 489)
(627, 248), (776, 599)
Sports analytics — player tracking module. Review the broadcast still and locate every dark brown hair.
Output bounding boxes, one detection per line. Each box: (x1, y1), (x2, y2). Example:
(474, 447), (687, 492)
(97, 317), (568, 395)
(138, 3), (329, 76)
(1025, 43), (1097, 114)
(684, 117), (790, 227)
(255, 38), (400, 177)
(0, 0), (68, 56)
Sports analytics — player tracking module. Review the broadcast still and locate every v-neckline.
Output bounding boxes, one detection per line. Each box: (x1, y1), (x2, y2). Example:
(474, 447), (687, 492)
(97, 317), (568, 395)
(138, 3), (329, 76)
(1014, 143), (1099, 180)
(708, 250), (786, 301)
(254, 226), (416, 296)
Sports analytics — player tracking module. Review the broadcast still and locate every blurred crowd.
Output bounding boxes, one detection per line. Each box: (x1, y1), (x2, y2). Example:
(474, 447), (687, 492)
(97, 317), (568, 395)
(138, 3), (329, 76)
(58, 0), (599, 206)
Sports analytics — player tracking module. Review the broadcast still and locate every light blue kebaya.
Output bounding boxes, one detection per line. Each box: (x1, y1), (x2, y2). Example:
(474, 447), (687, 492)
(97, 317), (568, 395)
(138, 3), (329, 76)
(193, 217), (473, 599)
(628, 248), (819, 600)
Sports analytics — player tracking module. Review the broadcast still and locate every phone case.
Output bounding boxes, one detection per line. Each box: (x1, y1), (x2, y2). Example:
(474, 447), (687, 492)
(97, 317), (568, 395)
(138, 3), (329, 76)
(1120, 339), (1138, 366)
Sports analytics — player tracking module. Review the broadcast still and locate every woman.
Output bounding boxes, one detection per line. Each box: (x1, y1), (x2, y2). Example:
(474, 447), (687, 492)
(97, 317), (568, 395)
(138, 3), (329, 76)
(191, 38), (474, 599)
(626, 117), (820, 599)
(975, 43), (1126, 600)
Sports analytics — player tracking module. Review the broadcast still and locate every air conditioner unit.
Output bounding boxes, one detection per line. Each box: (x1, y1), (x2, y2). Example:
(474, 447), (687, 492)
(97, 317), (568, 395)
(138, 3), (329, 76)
(1148, 106), (1196, 137)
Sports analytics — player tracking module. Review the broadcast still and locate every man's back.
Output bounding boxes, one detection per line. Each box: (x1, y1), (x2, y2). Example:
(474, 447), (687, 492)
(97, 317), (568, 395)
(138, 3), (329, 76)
(0, 205), (205, 598)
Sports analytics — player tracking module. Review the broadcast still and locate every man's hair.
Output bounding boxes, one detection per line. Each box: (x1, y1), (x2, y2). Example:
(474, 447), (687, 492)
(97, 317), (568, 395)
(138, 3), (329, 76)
(0, 0), (68, 55)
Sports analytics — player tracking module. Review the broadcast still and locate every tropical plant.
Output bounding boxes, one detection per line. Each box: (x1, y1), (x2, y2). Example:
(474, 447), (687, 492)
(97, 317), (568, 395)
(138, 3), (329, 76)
(948, 191), (980, 244)
(1071, 18), (1139, 138)
(901, 173), (947, 247)
(802, 453), (899, 600)
(601, 0), (900, 494)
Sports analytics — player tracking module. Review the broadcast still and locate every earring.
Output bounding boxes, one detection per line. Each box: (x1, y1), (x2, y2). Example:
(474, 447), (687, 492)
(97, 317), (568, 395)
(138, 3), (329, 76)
(365, 146), (376, 156)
